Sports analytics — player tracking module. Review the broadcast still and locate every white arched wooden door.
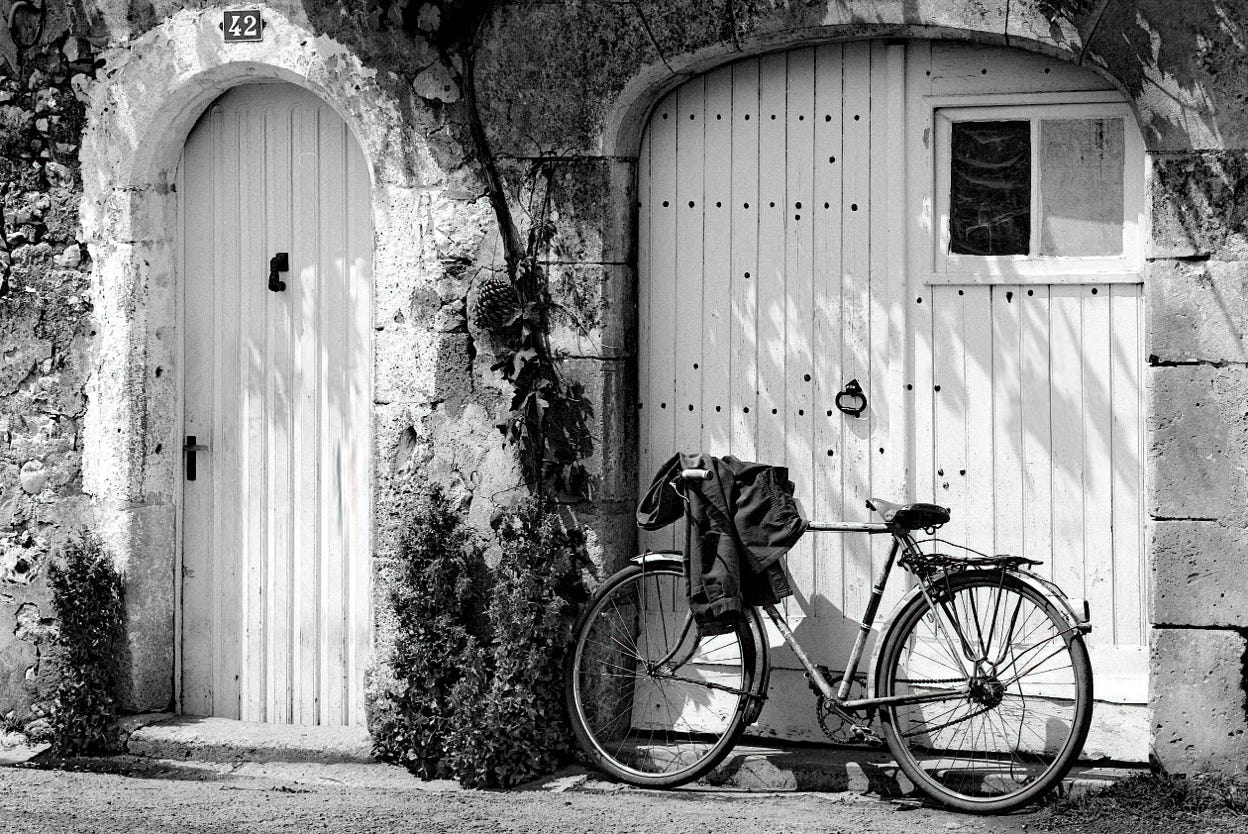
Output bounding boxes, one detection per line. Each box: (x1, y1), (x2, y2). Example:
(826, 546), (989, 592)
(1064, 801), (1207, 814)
(637, 41), (1147, 758)
(177, 83), (373, 726)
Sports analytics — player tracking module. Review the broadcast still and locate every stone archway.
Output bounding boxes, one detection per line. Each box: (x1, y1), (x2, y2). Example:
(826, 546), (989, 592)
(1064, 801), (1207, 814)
(77, 8), (426, 712)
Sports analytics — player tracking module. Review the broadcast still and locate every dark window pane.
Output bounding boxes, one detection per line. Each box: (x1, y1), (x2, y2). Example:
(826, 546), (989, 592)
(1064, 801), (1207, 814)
(949, 121), (1031, 256)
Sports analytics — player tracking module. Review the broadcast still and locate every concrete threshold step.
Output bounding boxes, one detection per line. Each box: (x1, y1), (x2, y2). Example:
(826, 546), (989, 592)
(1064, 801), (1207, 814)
(696, 742), (1141, 799)
(126, 715), (374, 765)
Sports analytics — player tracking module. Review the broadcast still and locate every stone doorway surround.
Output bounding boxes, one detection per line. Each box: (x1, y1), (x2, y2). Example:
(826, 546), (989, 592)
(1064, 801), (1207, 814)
(77, 8), (426, 712)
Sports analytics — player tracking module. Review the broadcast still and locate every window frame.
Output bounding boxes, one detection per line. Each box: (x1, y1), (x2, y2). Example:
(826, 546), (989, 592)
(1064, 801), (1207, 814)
(930, 95), (1145, 285)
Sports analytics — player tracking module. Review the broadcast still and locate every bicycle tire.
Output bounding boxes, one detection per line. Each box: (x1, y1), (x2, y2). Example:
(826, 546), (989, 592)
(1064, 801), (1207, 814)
(876, 571), (1093, 813)
(564, 560), (757, 788)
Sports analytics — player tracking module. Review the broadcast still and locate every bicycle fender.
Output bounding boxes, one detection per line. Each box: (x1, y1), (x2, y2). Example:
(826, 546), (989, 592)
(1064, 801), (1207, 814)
(628, 551), (772, 722)
(865, 569), (1091, 700)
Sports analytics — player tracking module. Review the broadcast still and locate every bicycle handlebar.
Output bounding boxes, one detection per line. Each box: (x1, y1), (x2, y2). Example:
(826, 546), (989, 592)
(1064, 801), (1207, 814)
(678, 468), (713, 481)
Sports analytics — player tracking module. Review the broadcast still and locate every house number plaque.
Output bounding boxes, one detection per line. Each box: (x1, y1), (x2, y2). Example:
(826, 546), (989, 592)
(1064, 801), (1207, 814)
(222, 10), (264, 42)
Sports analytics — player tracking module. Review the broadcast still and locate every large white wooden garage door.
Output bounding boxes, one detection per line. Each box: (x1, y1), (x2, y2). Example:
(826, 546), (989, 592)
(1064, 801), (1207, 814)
(637, 41), (1147, 757)
(178, 83), (373, 725)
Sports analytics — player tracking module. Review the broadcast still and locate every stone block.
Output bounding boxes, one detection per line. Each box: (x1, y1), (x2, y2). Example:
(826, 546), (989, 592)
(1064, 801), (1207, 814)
(1150, 151), (1248, 260)
(1148, 365), (1248, 525)
(1150, 520), (1248, 627)
(1150, 627), (1248, 774)
(372, 325), (438, 406)
(1148, 259), (1248, 363)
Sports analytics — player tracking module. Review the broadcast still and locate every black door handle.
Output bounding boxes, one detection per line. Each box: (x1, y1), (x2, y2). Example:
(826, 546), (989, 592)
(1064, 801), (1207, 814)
(268, 252), (289, 292)
(184, 435), (209, 481)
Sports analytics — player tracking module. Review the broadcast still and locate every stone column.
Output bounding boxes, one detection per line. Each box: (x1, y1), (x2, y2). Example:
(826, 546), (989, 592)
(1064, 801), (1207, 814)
(1146, 151), (1248, 773)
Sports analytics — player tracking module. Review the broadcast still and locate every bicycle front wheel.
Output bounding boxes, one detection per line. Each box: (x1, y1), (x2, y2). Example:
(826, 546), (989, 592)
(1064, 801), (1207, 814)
(564, 561), (756, 788)
(877, 571), (1092, 813)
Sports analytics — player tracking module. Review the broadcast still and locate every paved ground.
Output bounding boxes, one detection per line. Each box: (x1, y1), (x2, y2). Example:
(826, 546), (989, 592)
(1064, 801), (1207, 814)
(0, 756), (1041, 834)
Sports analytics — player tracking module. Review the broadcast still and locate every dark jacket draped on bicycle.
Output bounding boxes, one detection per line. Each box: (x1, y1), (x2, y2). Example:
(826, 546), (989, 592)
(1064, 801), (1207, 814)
(636, 453), (807, 634)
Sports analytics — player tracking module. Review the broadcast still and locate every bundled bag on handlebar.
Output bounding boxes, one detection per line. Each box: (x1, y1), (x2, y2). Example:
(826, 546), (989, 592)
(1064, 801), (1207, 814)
(637, 453), (808, 635)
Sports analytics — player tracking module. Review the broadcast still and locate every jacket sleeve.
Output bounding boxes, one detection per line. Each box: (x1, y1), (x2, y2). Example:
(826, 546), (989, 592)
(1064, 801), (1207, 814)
(635, 453), (684, 530)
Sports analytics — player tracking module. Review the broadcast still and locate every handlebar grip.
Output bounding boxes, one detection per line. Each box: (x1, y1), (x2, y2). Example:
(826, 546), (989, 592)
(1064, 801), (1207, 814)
(678, 468), (713, 481)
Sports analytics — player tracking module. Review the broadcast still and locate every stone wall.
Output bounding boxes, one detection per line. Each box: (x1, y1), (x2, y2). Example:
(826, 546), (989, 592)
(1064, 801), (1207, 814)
(0, 0), (1245, 772)
(0, 28), (98, 732)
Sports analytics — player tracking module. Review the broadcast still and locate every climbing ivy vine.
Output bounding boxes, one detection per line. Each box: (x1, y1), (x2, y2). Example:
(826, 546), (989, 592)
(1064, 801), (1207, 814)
(397, 0), (595, 501)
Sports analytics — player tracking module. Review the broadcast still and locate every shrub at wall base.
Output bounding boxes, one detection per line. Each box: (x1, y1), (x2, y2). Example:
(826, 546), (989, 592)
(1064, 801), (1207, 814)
(43, 532), (124, 756)
(368, 485), (491, 779)
(446, 498), (589, 788)
(368, 487), (590, 787)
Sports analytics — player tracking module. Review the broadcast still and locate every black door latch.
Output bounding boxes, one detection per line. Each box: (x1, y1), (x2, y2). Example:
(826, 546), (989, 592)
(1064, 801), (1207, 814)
(184, 435), (209, 481)
(268, 252), (289, 292)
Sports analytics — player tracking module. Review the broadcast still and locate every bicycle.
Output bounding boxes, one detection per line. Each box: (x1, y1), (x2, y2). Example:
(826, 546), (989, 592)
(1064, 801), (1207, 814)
(564, 467), (1094, 813)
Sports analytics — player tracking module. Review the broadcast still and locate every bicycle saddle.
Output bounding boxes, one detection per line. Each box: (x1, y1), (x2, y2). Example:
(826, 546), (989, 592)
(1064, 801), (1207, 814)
(866, 498), (950, 530)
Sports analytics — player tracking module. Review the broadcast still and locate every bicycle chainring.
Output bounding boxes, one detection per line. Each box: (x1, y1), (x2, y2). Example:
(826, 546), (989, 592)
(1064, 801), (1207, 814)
(815, 676), (882, 746)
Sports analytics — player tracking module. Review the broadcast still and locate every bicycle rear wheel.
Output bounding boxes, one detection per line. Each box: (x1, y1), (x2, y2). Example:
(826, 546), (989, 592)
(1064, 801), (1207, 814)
(876, 571), (1092, 813)
(564, 561), (756, 787)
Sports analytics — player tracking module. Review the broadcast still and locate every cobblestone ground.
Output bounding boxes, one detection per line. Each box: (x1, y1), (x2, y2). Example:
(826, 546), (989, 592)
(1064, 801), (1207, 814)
(0, 757), (1037, 834)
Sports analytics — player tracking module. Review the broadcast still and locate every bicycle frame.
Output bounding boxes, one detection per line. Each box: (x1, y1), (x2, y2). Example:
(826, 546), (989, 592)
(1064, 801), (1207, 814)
(662, 472), (1090, 731)
(759, 522), (970, 728)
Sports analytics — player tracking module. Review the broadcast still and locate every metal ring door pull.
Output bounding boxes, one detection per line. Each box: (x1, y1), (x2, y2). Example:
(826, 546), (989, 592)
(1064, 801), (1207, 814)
(835, 379), (867, 418)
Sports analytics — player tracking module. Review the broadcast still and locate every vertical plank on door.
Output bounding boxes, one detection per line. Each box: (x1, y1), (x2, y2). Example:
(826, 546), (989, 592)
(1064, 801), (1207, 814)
(702, 67), (733, 454)
(962, 285), (993, 555)
(1049, 285), (1086, 600)
(811, 44), (844, 621)
(239, 101), (269, 722)
(346, 136), (373, 726)
(991, 285), (1024, 558)
(906, 43), (936, 509)
(1082, 285), (1114, 646)
(1110, 284), (1144, 646)
(756, 53), (787, 471)
(784, 47), (816, 620)
(729, 60), (759, 463)
(179, 108), (216, 718)
(1020, 286), (1053, 575)
(319, 107), (348, 726)
(213, 102), (244, 721)
(931, 285), (967, 547)
(674, 80), (705, 461)
(636, 125), (653, 551)
(291, 102), (322, 726)
(642, 91), (677, 552)
(265, 103), (295, 724)
(839, 41), (872, 618)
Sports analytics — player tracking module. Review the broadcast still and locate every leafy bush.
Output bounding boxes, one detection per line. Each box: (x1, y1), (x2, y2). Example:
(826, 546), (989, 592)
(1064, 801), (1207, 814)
(369, 485), (492, 778)
(446, 498), (588, 787)
(45, 531), (124, 756)
(370, 488), (590, 787)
